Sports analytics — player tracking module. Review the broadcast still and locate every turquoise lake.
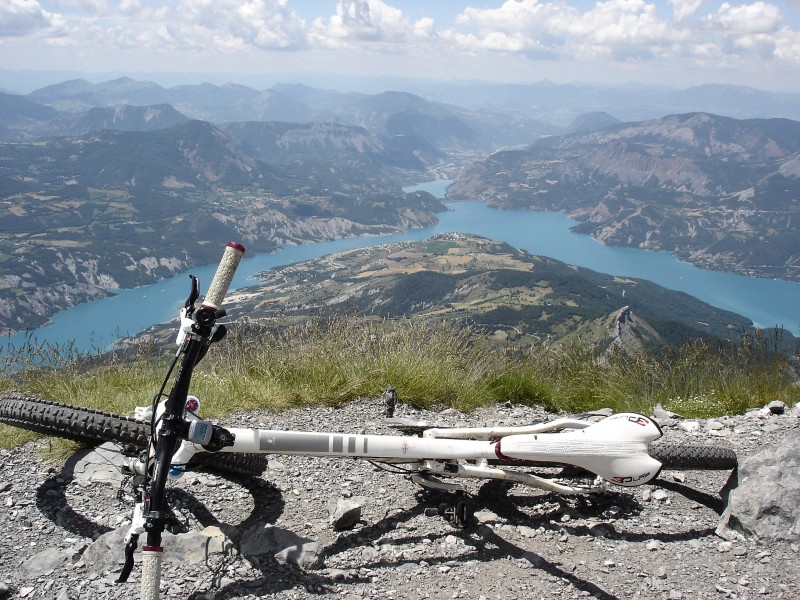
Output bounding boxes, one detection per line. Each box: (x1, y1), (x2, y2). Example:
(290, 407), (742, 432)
(3, 179), (799, 353)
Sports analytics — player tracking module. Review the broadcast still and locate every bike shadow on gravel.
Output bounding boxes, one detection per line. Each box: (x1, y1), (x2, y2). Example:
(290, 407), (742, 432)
(34, 445), (285, 541)
(475, 479), (643, 530)
(310, 487), (627, 600)
(651, 478), (726, 514)
(35, 446), (119, 539)
(176, 478), (720, 599)
(31, 447), (358, 599)
(200, 500), (440, 599)
(475, 479), (719, 544)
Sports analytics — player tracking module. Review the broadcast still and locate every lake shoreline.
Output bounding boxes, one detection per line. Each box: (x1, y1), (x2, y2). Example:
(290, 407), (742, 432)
(2, 180), (799, 354)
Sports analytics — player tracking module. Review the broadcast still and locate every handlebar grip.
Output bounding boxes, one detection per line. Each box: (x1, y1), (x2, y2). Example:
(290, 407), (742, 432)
(140, 547), (163, 600)
(201, 242), (245, 310)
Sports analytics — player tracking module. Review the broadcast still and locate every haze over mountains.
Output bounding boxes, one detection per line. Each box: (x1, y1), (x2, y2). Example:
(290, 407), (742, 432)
(1, 76), (798, 342)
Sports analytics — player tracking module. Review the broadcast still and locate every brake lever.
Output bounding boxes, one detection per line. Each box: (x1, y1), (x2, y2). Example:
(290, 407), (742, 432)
(185, 275), (200, 315)
(117, 535), (138, 583)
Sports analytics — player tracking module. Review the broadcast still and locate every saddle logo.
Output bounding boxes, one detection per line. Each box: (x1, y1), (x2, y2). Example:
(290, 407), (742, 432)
(611, 471), (651, 484)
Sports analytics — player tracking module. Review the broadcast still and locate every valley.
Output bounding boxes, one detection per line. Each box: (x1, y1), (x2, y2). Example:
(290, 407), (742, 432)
(1, 77), (799, 343)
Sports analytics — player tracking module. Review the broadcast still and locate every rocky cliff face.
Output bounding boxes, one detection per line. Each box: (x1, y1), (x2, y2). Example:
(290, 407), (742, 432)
(0, 208), (442, 335)
(0, 117), (446, 334)
(448, 113), (800, 281)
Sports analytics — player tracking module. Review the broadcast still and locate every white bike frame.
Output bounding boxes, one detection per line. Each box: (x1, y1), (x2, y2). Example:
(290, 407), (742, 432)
(121, 241), (665, 600)
(151, 399), (665, 494)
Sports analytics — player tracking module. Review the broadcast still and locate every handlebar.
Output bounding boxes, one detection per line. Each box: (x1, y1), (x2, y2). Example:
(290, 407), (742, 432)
(133, 242), (245, 600)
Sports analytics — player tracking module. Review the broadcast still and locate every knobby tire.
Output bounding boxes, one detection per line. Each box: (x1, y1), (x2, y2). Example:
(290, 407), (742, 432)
(649, 441), (737, 470)
(0, 393), (268, 476)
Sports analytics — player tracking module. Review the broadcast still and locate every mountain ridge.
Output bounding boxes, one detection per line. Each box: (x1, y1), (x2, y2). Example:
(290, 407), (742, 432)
(0, 119), (444, 334)
(448, 112), (800, 281)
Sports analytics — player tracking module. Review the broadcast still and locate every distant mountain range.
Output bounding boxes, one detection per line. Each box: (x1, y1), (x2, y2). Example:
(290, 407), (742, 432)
(403, 81), (800, 126)
(2, 75), (799, 336)
(1, 78), (556, 150)
(449, 112), (800, 282)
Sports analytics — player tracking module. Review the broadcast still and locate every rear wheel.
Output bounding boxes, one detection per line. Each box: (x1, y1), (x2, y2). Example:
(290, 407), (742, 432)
(0, 393), (268, 476)
(649, 442), (737, 471)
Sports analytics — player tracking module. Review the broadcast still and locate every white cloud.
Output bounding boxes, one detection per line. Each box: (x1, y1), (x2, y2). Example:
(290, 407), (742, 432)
(2, 0), (800, 88)
(732, 32), (777, 58)
(667, 0), (705, 21)
(569, 0), (680, 47)
(0, 0), (63, 37)
(774, 27), (800, 62)
(163, 0), (307, 51)
(309, 0), (437, 49)
(445, 0), (684, 60)
(703, 1), (782, 34)
(444, 0), (800, 70)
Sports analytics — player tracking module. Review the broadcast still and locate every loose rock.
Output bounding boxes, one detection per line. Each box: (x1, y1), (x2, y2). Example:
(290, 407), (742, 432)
(0, 397), (798, 599)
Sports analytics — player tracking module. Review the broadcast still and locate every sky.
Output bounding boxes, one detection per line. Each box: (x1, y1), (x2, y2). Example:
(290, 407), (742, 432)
(1, 0), (800, 93)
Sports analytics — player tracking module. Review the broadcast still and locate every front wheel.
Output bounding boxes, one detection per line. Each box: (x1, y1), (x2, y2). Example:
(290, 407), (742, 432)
(649, 442), (737, 471)
(0, 393), (268, 476)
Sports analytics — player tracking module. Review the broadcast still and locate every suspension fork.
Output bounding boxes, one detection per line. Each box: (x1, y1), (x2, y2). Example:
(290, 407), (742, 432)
(143, 323), (210, 551)
(119, 242), (245, 599)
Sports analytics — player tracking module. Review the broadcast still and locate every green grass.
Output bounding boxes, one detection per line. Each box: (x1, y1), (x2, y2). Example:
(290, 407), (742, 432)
(1, 317), (798, 449)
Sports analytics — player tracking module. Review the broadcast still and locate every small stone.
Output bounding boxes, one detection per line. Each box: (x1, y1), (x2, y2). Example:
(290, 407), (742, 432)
(474, 509), (501, 523)
(709, 428), (731, 437)
(518, 526), (537, 538)
(654, 404), (681, 419)
(646, 540), (661, 551)
(652, 489), (669, 502)
(766, 400), (785, 414)
(328, 496), (364, 531)
(678, 421), (700, 433)
(718, 541), (733, 552)
(589, 523), (615, 538)
(715, 585), (733, 594)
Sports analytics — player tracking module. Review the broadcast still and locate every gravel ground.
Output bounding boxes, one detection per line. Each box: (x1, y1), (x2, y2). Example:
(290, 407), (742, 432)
(1, 398), (798, 600)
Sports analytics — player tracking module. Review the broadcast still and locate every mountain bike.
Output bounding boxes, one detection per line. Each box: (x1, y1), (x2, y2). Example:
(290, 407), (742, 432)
(0, 242), (737, 600)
